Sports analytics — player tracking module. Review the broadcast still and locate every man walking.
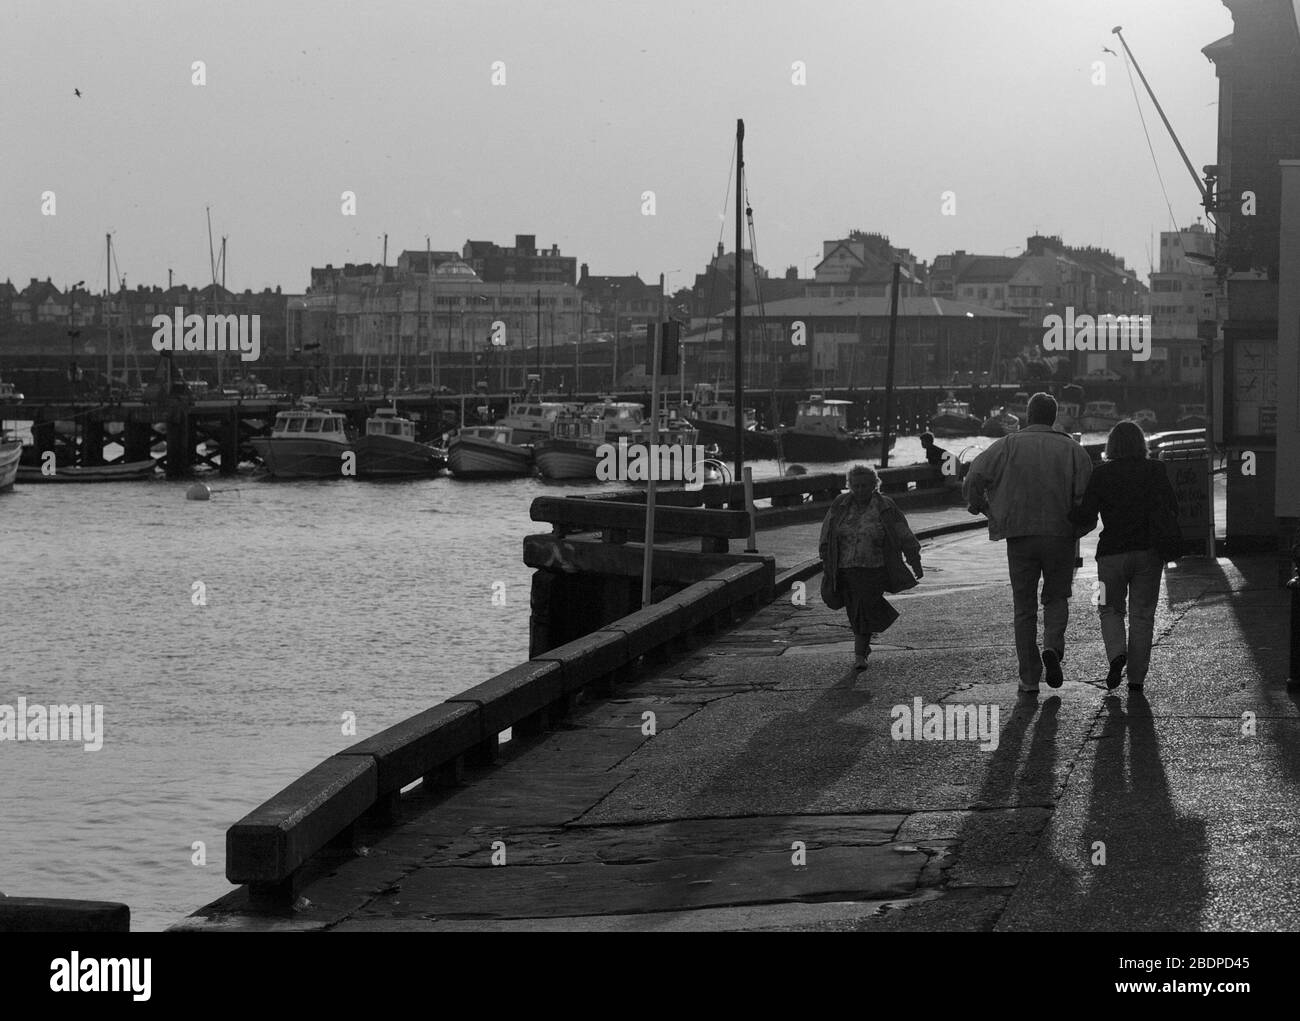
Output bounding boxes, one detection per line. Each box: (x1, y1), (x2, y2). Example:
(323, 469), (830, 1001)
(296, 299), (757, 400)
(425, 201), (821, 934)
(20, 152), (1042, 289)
(963, 392), (1092, 694)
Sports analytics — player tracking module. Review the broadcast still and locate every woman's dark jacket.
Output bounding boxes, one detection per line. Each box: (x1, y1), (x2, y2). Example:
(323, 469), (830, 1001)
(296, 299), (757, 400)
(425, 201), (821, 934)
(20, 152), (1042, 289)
(1069, 457), (1179, 558)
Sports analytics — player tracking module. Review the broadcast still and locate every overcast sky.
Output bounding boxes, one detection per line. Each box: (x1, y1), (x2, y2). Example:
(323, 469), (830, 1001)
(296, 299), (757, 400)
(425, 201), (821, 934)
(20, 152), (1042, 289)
(1, 0), (1235, 296)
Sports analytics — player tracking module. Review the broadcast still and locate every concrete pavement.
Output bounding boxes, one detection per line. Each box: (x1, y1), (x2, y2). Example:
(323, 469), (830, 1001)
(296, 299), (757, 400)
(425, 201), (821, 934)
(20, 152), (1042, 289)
(182, 491), (1299, 932)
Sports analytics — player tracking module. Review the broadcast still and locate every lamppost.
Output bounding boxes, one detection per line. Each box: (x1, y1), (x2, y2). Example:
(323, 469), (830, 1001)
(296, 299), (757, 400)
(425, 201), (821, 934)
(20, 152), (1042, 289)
(610, 283), (621, 392)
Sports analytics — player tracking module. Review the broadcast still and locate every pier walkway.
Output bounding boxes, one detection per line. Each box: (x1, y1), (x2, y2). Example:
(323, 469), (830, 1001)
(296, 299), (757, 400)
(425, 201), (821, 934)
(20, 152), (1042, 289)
(182, 490), (1299, 931)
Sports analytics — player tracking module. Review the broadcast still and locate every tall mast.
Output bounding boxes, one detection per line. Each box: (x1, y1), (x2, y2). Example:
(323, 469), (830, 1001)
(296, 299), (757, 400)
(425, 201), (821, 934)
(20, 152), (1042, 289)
(733, 117), (744, 483)
(105, 233), (112, 390)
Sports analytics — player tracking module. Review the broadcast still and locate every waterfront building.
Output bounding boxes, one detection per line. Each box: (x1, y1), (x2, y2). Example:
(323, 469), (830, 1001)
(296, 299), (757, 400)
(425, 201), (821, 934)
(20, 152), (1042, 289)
(1147, 223), (1216, 386)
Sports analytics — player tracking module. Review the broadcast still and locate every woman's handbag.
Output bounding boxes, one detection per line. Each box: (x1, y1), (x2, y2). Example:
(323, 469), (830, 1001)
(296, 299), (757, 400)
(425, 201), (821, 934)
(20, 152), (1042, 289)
(820, 570), (844, 610)
(880, 502), (919, 595)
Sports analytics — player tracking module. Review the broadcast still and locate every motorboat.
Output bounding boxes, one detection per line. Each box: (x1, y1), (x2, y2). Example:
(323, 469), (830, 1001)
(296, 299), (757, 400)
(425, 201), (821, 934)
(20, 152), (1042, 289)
(495, 400), (578, 446)
(0, 437), (22, 491)
(1132, 408), (1159, 433)
(1175, 403), (1208, 429)
(1080, 400), (1123, 433)
(249, 402), (353, 479)
(1006, 392), (1031, 426)
(1056, 402), (1081, 432)
(979, 406), (1021, 437)
(930, 394), (983, 437)
(681, 383), (779, 458)
(774, 396), (894, 462)
(447, 425), (532, 478)
(354, 407), (446, 478)
(16, 456), (156, 483)
(533, 411), (607, 480)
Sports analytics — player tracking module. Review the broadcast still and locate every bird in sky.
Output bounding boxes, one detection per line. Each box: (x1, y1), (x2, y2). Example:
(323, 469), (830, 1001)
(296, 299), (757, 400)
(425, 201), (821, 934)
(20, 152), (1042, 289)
(1102, 46), (1117, 56)
(74, 88), (81, 97)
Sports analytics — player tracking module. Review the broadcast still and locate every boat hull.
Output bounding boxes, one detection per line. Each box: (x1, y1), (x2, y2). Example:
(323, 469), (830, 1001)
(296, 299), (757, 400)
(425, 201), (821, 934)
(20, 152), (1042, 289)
(930, 413), (984, 438)
(980, 414), (1021, 437)
(0, 440), (21, 491)
(447, 435), (532, 477)
(1175, 415), (1208, 430)
(534, 440), (599, 480)
(15, 456), (156, 483)
(687, 418), (780, 459)
(353, 434), (446, 477)
(775, 431), (895, 463)
(250, 437), (351, 479)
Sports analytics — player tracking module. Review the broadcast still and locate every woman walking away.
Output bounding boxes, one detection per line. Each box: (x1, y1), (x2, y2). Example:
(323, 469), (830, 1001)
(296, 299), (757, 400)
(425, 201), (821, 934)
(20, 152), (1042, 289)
(819, 465), (923, 670)
(1069, 420), (1180, 692)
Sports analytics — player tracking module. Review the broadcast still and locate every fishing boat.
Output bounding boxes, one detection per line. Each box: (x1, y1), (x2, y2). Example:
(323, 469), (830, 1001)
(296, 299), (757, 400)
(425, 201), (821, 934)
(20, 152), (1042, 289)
(354, 407), (446, 478)
(1132, 408), (1159, 433)
(979, 406), (1021, 437)
(533, 410), (607, 480)
(1080, 400), (1123, 433)
(495, 400), (578, 447)
(446, 425), (532, 478)
(681, 383), (779, 459)
(1175, 403), (1208, 429)
(930, 394), (983, 437)
(1056, 402), (1081, 432)
(1006, 392), (1031, 426)
(774, 396), (894, 463)
(1, 437), (22, 491)
(16, 457), (156, 483)
(249, 402), (353, 479)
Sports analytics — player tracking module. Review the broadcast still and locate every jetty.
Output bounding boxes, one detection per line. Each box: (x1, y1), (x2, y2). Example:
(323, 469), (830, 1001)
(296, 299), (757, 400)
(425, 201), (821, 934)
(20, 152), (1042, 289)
(169, 460), (1300, 932)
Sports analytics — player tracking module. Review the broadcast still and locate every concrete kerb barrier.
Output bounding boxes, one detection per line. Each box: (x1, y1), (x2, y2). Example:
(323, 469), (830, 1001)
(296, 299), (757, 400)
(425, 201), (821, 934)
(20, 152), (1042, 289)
(0, 898), (131, 933)
(221, 551), (784, 902)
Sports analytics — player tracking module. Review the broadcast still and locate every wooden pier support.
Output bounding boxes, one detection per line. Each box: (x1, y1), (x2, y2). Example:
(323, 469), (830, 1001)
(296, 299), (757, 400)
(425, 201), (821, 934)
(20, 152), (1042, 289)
(124, 420), (153, 463)
(220, 408), (240, 476)
(82, 412), (105, 467)
(165, 405), (191, 478)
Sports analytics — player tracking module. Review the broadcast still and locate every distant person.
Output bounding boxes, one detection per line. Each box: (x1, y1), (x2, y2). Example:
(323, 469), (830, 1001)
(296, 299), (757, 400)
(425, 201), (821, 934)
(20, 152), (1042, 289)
(919, 431), (951, 472)
(819, 464), (923, 671)
(1069, 420), (1180, 692)
(964, 392), (1093, 695)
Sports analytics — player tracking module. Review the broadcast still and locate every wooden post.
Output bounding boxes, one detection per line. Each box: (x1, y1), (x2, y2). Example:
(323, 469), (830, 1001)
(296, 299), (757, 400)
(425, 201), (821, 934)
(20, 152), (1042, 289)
(220, 406), (239, 476)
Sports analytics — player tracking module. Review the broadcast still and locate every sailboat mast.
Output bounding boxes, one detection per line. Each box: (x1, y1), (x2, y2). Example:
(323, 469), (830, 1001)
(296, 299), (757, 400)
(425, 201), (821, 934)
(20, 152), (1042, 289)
(733, 117), (744, 482)
(105, 233), (112, 390)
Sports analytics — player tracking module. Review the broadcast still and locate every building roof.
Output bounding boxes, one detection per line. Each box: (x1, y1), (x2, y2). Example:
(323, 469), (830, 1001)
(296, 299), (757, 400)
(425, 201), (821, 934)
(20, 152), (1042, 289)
(714, 296), (1025, 320)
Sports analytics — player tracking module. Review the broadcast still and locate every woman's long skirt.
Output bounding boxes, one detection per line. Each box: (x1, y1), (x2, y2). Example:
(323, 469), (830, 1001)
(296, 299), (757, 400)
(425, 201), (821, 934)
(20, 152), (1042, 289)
(837, 566), (899, 637)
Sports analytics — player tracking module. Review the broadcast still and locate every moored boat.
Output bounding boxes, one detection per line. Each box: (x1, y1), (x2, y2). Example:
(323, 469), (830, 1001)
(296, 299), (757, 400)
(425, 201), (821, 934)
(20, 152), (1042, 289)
(1056, 401), (1081, 432)
(979, 406), (1021, 437)
(249, 402), (353, 479)
(681, 383), (779, 459)
(1080, 400), (1123, 433)
(930, 394), (983, 437)
(1132, 408), (1159, 433)
(495, 400), (578, 447)
(0, 437), (22, 491)
(533, 411), (606, 480)
(354, 407), (446, 478)
(16, 456), (156, 483)
(1006, 392), (1031, 426)
(1175, 403), (1208, 429)
(774, 396), (894, 463)
(447, 425), (532, 478)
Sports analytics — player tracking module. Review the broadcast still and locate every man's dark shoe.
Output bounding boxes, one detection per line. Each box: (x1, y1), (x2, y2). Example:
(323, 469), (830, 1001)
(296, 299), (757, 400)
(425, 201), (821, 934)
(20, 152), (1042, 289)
(1105, 654), (1127, 691)
(1042, 649), (1064, 688)
(1128, 682), (1144, 691)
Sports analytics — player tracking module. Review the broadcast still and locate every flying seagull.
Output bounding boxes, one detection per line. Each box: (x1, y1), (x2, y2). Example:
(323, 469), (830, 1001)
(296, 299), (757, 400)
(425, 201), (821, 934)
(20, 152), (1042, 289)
(74, 88), (81, 97)
(1102, 46), (1117, 55)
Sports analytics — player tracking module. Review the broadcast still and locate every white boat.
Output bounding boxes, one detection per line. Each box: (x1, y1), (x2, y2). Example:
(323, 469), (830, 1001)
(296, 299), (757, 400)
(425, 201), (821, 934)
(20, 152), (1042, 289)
(533, 412), (608, 480)
(495, 400), (578, 446)
(447, 425), (532, 478)
(1080, 400), (1123, 433)
(931, 394), (983, 437)
(1056, 402), (1081, 432)
(979, 406), (1021, 437)
(249, 403), (353, 479)
(354, 407), (446, 478)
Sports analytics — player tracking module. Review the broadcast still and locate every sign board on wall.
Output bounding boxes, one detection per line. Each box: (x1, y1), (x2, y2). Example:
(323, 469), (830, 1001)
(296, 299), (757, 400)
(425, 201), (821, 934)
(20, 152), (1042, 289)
(1162, 455), (1209, 541)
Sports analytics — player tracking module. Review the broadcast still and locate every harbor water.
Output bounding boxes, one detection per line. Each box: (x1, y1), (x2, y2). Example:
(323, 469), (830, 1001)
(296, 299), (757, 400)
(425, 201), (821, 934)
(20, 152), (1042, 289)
(1, 431), (1045, 930)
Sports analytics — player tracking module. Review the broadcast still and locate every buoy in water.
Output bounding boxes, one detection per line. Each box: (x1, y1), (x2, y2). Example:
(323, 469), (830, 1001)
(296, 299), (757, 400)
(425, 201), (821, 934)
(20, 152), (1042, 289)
(185, 483), (212, 501)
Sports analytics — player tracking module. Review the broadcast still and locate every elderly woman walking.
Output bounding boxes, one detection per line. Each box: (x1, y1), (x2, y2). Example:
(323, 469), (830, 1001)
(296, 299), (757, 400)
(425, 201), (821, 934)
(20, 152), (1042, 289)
(819, 464), (923, 670)
(1069, 420), (1180, 692)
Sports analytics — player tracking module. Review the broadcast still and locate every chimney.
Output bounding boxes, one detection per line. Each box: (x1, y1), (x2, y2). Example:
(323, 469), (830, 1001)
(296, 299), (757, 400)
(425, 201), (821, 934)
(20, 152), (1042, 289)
(717, 242), (725, 259)
(580, 263), (588, 281)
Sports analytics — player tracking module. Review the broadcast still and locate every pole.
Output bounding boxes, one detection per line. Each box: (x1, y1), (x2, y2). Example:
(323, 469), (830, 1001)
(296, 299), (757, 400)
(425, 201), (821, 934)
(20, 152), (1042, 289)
(880, 262), (901, 469)
(576, 300), (583, 393)
(535, 288), (541, 389)
(734, 117), (745, 484)
(105, 234), (112, 392)
(641, 275), (665, 607)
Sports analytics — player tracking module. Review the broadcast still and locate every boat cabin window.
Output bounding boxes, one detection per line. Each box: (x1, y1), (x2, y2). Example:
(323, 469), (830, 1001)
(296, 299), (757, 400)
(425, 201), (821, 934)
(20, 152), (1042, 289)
(305, 418), (323, 432)
(287, 418), (305, 433)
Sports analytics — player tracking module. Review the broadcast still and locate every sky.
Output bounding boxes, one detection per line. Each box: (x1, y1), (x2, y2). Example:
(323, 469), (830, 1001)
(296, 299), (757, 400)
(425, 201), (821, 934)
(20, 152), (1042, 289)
(0, 0), (1237, 296)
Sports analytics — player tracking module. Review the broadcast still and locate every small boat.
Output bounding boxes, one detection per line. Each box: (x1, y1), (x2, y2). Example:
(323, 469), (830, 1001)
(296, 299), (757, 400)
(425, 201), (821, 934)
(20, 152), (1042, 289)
(495, 400), (578, 447)
(0, 380), (24, 401)
(533, 411), (607, 480)
(980, 406), (1021, 437)
(1080, 400), (1123, 433)
(930, 394), (983, 437)
(681, 383), (779, 459)
(354, 407), (446, 478)
(16, 456), (156, 483)
(249, 402), (353, 479)
(1132, 408), (1159, 433)
(1, 437), (22, 491)
(447, 425), (532, 478)
(1175, 403), (1208, 430)
(1006, 392), (1030, 426)
(774, 396), (895, 463)
(1056, 402), (1081, 432)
